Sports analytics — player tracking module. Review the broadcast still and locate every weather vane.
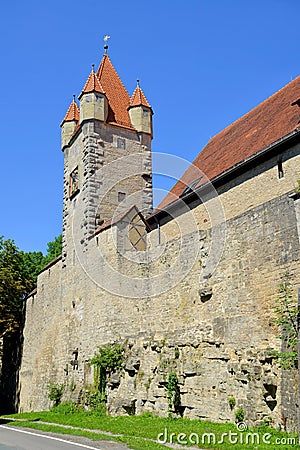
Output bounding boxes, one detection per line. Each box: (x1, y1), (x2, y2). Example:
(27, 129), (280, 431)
(103, 35), (110, 54)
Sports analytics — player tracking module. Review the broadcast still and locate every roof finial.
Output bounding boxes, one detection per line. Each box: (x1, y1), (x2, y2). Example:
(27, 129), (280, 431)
(136, 79), (140, 87)
(72, 94), (76, 102)
(103, 35), (110, 54)
(92, 64), (95, 72)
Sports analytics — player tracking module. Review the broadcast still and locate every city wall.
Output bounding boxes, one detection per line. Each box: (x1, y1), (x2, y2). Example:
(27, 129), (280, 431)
(19, 143), (300, 430)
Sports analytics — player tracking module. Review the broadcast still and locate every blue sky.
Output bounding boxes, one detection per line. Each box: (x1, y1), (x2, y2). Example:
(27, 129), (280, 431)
(1, 0), (300, 253)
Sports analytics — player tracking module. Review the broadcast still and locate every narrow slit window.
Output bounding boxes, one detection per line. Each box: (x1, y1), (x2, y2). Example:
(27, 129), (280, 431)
(117, 138), (125, 149)
(118, 192), (126, 203)
(69, 167), (79, 197)
(278, 160), (284, 179)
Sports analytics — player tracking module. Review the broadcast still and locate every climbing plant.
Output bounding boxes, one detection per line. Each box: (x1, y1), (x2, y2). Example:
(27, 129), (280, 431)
(88, 343), (124, 404)
(272, 273), (298, 370)
(167, 372), (181, 415)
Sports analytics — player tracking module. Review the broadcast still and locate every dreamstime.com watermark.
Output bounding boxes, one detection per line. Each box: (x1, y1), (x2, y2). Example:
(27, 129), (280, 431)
(157, 423), (298, 446)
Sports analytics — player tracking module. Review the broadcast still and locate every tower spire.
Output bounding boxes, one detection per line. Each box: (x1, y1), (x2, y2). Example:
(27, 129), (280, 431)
(103, 35), (110, 55)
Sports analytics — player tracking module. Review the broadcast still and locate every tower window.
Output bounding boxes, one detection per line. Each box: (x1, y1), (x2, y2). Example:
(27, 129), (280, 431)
(118, 192), (126, 203)
(143, 109), (149, 116)
(117, 138), (125, 149)
(69, 167), (79, 198)
(278, 160), (284, 179)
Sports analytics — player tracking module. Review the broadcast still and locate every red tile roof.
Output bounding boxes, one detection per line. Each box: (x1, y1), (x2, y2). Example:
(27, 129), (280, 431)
(79, 69), (105, 98)
(129, 85), (151, 108)
(157, 76), (300, 210)
(96, 55), (133, 128)
(61, 99), (80, 125)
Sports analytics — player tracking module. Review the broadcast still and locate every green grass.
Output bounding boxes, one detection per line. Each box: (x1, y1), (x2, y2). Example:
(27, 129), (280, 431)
(1, 409), (300, 449)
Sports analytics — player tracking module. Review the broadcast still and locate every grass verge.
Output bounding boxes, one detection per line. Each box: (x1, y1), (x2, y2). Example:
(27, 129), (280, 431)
(1, 408), (299, 449)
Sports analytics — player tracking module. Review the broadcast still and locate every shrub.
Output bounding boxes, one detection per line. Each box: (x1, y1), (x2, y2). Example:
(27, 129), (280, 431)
(47, 383), (64, 406)
(228, 396), (236, 410)
(51, 401), (78, 414)
(235, 407), (245, 423)
(85, 389), (106, 413)
(89, 343), (124, 404)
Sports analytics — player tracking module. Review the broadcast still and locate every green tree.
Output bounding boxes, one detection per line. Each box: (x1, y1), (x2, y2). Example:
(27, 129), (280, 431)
(0, 234), (62, 339)
(43, 235), (62, 266)
(0, 237), (31, 338)
(23, 251), (45, 284)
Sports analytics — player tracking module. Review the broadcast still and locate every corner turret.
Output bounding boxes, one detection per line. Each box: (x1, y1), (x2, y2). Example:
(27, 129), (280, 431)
(60, 96), (80, 149)
(128, 81), (153, 137)
(78, 65), (108, 123)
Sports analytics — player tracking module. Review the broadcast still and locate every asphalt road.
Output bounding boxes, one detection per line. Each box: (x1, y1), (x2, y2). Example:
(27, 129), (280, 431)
(0, 425), (130, 450)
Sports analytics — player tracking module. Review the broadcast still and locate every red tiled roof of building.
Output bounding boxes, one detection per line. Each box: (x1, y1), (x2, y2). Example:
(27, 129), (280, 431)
(96, 55), (133, 128)
(79, 69), (105, 98)
(129, 85), (151, 108)
(61, 99), (80, 125)
(157, 76), (300, 211)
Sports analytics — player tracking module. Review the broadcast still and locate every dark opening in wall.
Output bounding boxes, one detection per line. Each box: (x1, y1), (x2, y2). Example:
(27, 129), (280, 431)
(118, 192), (126, 203)
(69, 167), (79, 198)
(278, 159), (284, 179)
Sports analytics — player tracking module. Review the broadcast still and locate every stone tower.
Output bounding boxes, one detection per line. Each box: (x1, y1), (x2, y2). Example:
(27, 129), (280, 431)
(60, 52), (153, 265)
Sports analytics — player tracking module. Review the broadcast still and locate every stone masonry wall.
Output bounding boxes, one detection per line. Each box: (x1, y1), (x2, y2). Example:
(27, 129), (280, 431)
(19, 134), (300, 431)
(19, 259), (63, 411)
(19, 189), (300, 430)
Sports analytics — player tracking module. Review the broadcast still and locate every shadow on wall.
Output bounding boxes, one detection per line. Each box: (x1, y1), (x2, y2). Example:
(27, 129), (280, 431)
(0, 305), (25, 414)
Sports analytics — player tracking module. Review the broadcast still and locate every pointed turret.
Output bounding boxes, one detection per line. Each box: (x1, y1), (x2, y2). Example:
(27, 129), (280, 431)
(60, 96), (80, 149)
(128, 81), (153, 136)
(78, 65), (108, 123)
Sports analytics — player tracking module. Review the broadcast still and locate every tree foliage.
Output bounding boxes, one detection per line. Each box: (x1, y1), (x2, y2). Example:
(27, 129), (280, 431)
(23, 251), (45, 284)
(0, 234), (62, 339)
(43, 235), (62, 266)
(0, 237), (31, 338)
